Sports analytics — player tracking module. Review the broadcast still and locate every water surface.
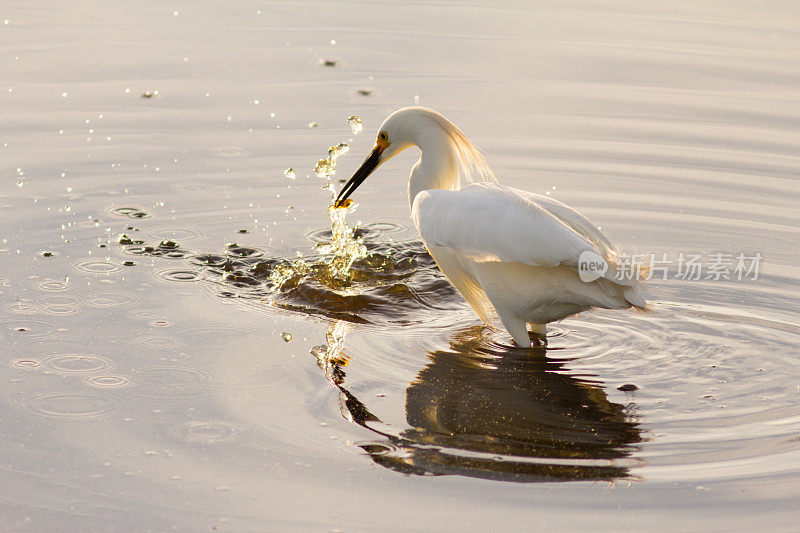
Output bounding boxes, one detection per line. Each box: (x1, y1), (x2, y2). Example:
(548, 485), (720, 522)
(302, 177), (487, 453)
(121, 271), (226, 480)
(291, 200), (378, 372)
(2, 1), (800, 530)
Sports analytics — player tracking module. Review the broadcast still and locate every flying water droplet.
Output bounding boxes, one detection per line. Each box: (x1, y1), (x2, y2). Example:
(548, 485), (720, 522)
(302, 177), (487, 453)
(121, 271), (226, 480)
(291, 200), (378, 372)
(347, 116), (363, 135)
(314, 159), (335, 179)
(283, 168), (296, 180)
(281, 332), (292, 342)
(328, 142), (349, 161)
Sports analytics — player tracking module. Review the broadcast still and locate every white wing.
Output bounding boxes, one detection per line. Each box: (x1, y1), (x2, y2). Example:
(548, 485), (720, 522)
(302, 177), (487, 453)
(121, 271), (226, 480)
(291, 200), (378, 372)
(412, 182), (612, 271)
(511, 186), (618, 262)
(411, 183), (645, 328)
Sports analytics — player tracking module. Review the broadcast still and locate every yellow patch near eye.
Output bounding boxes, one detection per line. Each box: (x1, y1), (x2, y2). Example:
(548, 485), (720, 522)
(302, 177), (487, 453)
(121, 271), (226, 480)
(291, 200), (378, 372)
(376, 134), (389, 150)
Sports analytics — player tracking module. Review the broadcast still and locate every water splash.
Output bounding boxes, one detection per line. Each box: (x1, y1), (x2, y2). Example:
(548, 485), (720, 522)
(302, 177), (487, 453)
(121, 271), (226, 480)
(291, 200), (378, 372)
(116, 119), (385, 318)
(314, 142), (349, 180)
(267, 199), (366, 288)
(328, 142), (350, 161)
(347, 116), (363, 135)
(269, 132), (366, 289)
(268, 252), (310, 289)
(316, 203), (367, 279)
(313, 158), (336, 179)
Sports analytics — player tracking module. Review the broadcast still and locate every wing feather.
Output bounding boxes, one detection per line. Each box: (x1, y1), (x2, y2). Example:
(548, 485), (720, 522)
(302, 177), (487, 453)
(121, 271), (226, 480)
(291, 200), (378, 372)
(511, 186), (618, 262)
(425, 245), (496, 326)
(412, 183), (606, 271)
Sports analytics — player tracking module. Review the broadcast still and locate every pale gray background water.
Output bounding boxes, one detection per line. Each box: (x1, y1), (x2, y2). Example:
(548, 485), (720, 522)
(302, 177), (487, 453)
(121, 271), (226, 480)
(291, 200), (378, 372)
(2, 1), (800, 531)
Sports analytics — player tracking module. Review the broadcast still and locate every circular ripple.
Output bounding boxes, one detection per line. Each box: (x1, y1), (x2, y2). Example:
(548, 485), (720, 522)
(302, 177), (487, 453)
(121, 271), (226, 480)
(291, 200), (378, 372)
(144, 227), (205, 242)
(124, 246), (194, 260)
(3, 301), (40, 315)
(189, 254), (228, 267)
(137, 333), (182, 350)
(155, 269), (201, 283)
(36, 279), (71, 291)
(38, 295), (81, 306)
(1, 319), (64, 339)
(11, 359), (43, 369)
(73, 260), (121, 274)
(85, 292), (141, 308)
(45, 355), (114, 374)
(84, 375), (131, 388)
(25, 393), (118, 418)
(174, 420), (251, 444)
(362, 221), (405, 234)
(304, 221), (415, 244)
(109, 206), (152, 219)
(130, 308), (159, 320)
(131, 367), (213, 398)
(162, 250), (193, 259)
(37, 296), (82, 317)
(224, 246), (264, 258)
(522, 300), (800, 483)
(41, 305), (79, 316)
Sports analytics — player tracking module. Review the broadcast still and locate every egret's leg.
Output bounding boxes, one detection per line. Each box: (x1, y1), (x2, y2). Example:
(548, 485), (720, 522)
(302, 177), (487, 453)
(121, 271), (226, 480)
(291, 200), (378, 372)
(528, 323), (546, 336)
(495, 310), (531, 347)
(468, 262), (533, 346)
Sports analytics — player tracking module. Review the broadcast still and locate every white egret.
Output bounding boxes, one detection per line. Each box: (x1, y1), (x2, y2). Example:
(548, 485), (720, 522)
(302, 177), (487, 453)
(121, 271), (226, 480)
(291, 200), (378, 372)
(335, 107), (645, 346)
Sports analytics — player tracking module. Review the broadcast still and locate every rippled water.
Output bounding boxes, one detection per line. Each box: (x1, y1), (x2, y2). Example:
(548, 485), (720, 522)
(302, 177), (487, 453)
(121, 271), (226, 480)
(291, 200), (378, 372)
(2, 1), (800, 530)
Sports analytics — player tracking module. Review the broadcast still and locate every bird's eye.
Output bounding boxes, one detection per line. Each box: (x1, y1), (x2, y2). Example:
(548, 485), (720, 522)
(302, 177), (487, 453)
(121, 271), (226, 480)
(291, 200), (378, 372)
(378, 132), (388, 141)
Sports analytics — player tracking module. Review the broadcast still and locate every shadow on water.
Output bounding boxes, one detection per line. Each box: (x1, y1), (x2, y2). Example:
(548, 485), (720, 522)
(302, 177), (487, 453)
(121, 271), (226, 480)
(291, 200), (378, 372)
(318, 324), (644, 483)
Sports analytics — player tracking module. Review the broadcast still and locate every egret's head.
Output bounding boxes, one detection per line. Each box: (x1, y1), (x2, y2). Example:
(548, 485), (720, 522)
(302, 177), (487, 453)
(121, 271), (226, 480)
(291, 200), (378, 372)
(334, 111), (416, 207)
(334, 107), (494, 207)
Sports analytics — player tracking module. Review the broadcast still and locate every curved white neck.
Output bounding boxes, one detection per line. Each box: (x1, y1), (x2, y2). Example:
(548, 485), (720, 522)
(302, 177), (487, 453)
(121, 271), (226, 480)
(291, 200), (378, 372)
(406, 133), (458, 211)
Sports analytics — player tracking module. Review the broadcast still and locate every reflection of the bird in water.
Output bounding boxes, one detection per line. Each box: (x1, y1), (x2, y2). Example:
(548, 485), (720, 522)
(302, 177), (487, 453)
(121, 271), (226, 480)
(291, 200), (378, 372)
(314, 323), (643, 483)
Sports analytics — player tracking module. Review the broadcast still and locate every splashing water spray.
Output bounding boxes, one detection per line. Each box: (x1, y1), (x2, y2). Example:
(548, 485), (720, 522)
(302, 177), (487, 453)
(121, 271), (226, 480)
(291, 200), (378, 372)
(268, 116), (367, 291)
(318, 134), (368, 279)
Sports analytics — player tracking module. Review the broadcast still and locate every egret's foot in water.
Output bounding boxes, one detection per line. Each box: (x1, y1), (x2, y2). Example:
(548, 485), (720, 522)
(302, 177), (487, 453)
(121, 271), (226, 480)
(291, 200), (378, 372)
(529, 332), (548, 348)
(527, 322), (547, 348)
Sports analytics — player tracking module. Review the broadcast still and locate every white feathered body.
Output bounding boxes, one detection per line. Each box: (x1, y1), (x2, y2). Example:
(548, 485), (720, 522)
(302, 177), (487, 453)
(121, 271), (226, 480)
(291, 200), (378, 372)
(411, 183), (645, 345)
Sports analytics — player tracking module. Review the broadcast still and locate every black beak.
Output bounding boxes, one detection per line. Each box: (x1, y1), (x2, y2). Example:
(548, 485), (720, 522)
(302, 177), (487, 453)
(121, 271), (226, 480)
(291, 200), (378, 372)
(334, 145), (383, 207)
